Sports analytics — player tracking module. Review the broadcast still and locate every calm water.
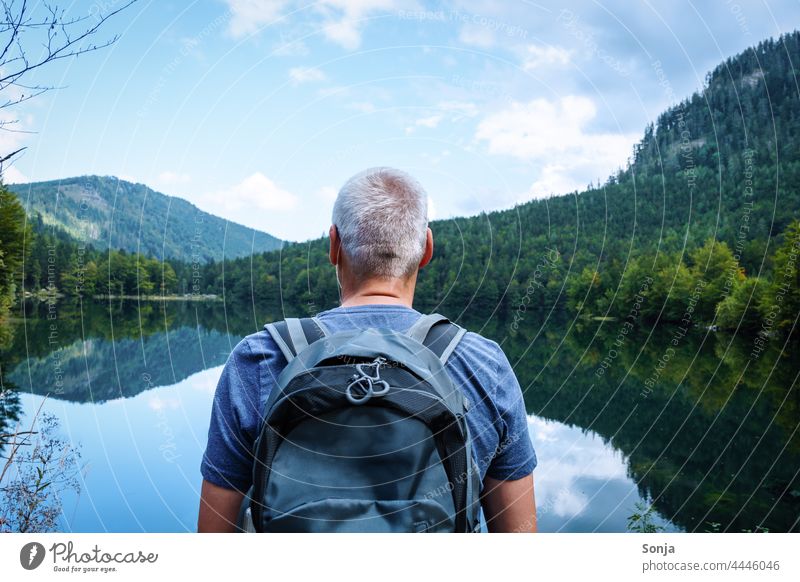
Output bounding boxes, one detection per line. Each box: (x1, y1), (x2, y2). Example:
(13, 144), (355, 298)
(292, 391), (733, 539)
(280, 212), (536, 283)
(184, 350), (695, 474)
(1, 299), (798, 532)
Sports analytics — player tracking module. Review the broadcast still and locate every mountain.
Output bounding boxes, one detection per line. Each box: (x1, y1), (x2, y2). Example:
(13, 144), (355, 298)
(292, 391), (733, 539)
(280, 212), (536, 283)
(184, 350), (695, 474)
(9, 175), (282, 261)
(0, 299), (271, 404)
(184, 31), (800, 330)
(7, 326), (234, 403)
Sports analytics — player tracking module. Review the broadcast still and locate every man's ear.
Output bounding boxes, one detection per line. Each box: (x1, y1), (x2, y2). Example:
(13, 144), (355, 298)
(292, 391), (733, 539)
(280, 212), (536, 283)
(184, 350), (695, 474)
(419, 227), (434, 268)
(329, 225), (340, 266)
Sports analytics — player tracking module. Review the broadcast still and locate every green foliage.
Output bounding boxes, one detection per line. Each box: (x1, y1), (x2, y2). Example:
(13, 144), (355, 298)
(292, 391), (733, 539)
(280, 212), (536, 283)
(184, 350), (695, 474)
(627, 501), (665, 533)
(761, 219), (800, 330)
(688, 239), (742, 321)
(716, 277), (767, 330)
(566, 267), (601, 314)
(0, 184), (32, 314)
(20, 223), (181, 299)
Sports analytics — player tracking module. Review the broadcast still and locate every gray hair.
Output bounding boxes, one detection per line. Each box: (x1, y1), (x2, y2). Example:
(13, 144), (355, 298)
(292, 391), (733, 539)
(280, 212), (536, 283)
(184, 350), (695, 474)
(332, 167), (429, 279)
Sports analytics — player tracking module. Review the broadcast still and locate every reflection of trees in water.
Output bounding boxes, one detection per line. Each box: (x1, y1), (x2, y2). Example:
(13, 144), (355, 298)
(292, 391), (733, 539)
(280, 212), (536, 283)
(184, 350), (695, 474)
(1, 316), (23, 457)
(0, 378), (22, 455)
(480, 311), (800, 533)
(1, 299), (287, 404)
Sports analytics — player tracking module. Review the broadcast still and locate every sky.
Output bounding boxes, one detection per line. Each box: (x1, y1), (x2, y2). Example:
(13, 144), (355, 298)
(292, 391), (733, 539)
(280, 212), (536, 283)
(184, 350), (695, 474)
(2, 0), (797, 242)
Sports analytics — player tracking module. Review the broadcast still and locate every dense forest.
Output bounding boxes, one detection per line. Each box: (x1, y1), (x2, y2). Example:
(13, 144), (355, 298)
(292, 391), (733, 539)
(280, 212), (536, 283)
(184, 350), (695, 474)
(1, 32), (800, 339)
(0, 199), (180, 303)
(180, 32), (800, 335)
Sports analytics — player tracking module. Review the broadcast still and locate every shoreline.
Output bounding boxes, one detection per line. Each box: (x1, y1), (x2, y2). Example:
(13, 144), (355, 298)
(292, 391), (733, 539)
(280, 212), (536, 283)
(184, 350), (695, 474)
(22, 293), (221, 303)
(93, 294), (221, 302)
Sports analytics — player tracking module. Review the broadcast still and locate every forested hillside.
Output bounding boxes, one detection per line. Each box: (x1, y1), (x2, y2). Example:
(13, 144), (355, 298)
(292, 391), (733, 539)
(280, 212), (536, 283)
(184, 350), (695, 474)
(175, 32), (800, 333)
(8, 176), (282, 261)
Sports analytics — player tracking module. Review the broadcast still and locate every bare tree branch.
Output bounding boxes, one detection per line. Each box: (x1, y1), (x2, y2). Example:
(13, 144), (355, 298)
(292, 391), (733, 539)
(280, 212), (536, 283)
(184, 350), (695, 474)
(0, 0), (138, 171)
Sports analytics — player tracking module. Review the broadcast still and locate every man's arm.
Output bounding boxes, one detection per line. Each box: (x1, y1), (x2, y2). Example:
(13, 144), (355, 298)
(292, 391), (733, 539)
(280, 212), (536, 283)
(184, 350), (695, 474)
(198, 480), (244, 533)
(481, 473), (536, 533)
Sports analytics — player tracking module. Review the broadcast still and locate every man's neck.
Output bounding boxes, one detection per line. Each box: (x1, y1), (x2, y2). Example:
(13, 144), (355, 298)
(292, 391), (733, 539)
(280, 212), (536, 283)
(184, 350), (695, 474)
(340, 293), (411, 308)
(339, 277), (416, 308)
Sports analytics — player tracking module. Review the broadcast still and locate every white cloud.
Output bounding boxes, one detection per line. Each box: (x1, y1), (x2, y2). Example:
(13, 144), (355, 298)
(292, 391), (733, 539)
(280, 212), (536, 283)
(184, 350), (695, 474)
(323, 18), (362, 50)
(476, 95), (637, 199)
(214, 172), (299, 212)
(224, 0), (289, 38)
(416, 115), (443, 128)
(526, 164), (582, 199)
(458, 23), (495, 48)
(522, 45), (572, 71)
(289, 66), (327, 84)
(314, 0), (405, 50)
(224, 0), (289, 37)
(224, 0), (406, 49)
(187, 172), (305, 238)
(2, 165), (29, 184)
(183, 172), (298, 231)
(272, 33), (310, 56)
(405, 114), (443, 134)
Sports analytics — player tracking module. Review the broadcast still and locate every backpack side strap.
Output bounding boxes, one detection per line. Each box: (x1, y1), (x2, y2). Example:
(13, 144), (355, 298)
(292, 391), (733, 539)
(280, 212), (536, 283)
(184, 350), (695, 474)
(407, 313), (467, 364)
(265, 317), (328, 362)
(432, 324), (467, 363)
(406, 313), (448, 342)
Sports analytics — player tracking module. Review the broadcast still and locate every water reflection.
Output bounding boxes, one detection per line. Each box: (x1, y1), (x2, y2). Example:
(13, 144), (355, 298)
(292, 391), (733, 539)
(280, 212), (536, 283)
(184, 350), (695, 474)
(531, 417), (676, 532)
(1, 300), (798, 532)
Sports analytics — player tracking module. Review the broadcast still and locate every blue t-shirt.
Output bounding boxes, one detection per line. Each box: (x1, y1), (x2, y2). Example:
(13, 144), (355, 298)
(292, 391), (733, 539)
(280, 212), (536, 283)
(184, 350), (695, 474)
(201, 304), (537, 493)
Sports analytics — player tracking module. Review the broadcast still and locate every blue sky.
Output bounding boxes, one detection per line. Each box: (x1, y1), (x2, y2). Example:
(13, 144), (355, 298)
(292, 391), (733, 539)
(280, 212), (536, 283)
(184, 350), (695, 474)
(3, 0), (797, 241)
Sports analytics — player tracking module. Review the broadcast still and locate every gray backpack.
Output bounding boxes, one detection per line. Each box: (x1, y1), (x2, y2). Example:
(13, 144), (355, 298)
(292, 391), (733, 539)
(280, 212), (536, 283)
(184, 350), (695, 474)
(239, 313), (482, 532)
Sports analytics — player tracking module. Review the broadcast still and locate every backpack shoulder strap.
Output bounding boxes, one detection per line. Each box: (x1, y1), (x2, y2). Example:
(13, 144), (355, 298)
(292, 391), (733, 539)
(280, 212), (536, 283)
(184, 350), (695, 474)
(265, 316), (328, 362)
(406, 313), (467, 364)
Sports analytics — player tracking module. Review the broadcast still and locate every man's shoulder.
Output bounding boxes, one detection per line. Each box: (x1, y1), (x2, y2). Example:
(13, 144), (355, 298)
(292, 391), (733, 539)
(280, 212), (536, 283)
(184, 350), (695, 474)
(228, 328), (283, 364)
(453, 329), (505, 362)
(445, 329), (512, 391)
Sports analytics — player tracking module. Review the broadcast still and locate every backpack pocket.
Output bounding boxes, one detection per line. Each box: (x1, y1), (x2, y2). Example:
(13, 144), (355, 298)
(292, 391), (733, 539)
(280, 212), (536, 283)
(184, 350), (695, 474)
(263, 497), (454, 533)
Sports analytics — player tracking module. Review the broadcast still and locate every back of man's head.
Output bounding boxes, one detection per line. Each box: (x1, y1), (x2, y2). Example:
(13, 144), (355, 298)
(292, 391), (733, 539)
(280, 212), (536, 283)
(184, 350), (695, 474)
(332, 167), (429, 280)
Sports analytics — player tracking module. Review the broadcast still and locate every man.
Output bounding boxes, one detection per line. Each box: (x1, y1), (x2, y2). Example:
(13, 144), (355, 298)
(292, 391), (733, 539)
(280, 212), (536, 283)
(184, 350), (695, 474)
(198, 167), (537, 533)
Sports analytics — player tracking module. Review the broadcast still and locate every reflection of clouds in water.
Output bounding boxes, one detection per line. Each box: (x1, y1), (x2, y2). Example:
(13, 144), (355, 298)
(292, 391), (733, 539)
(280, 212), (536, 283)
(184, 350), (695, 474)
(186, 367), (223, 395)
(528, 416), (632, 523)
(17, 363), (227, 532)
(552, 488), (588, 518)
(148, 396), (182, 411)
(147, 367), (222, 411)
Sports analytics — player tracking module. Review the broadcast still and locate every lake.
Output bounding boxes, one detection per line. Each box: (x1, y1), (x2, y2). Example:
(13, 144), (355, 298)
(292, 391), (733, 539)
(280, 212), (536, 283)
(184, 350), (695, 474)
(1, 299), (798, 532)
